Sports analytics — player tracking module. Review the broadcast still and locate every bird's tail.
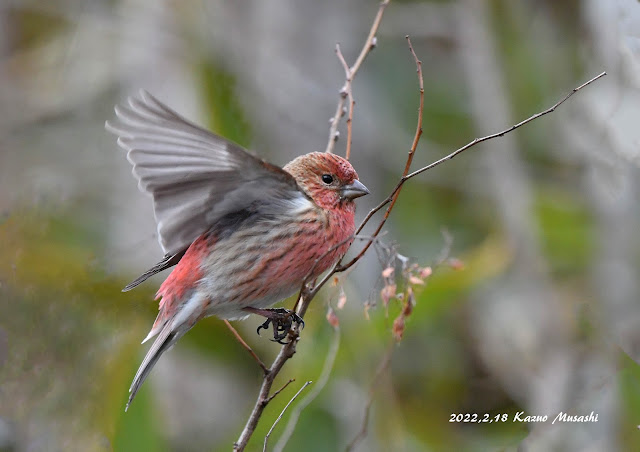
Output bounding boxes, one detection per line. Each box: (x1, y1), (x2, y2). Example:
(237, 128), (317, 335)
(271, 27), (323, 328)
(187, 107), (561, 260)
(126, 322), (183, 411)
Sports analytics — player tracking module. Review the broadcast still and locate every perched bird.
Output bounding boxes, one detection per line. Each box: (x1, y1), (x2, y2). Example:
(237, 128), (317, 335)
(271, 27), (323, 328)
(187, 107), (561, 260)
(106, 91), (369, 411)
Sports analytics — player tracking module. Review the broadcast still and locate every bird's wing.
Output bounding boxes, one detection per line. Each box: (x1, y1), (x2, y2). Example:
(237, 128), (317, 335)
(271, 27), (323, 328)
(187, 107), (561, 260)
(120, 251), (186, 292)
(106, 90), (306, 258)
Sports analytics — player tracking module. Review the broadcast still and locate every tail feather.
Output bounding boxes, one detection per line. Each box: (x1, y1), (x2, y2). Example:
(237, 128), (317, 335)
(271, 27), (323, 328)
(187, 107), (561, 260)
(141, 313), (166, 344)
(126, 323), (181, 411)
(126, 290), (205, 411)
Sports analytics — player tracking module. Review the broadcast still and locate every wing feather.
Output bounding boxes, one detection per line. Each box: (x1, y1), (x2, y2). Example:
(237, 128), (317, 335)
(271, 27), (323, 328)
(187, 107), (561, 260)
(122, 251), (187, 292)
(106, 90), (303, 256)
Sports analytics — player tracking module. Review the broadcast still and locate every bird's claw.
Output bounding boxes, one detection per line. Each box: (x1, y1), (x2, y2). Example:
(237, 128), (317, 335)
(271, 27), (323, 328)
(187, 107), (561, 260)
(254, 308), (304, 344)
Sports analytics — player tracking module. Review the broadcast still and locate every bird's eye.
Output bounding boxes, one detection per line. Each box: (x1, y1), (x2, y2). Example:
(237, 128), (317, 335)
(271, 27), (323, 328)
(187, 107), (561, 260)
(321, 174), (334, 184)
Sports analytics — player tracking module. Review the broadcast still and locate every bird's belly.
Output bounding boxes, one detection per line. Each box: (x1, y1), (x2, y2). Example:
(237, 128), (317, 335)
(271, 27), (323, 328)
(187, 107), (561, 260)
(199, 278), (299, 320)
(197, 220), (352, 320)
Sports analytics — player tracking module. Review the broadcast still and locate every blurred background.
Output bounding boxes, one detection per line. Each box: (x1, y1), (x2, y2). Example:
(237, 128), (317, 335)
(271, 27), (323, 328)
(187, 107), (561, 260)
(1, 0), (640, 451)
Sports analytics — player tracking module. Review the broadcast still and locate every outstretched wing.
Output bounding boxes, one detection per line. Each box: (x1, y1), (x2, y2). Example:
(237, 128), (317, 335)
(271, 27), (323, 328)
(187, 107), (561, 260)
(106, 90), (305, 265)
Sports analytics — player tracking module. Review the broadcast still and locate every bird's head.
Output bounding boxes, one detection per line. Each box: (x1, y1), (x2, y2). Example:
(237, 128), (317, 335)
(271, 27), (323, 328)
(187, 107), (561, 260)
(283, 152), (369, 210)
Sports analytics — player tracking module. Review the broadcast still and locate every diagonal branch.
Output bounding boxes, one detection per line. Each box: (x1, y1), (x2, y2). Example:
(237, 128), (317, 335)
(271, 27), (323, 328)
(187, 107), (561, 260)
(338, 70), (607, 272)
(233, 339), (298, 451)
(404, 71), (607, 180)
(336, 36), (423, 271)
(224, 320), (268, 374)
(273, 322), (342, 452)
(266, 378), (296, 405)
(263, 381), (313, 452)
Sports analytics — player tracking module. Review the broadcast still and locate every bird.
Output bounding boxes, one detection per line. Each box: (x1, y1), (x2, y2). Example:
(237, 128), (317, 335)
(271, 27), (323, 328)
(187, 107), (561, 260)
(105, 91), (369, 411)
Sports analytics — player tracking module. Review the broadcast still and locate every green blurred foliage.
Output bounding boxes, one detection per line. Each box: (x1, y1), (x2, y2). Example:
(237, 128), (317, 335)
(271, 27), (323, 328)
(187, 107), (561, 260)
(8, 7), (69, 50)
(535, 188), (595, 277)
(199, 61), (252, 149)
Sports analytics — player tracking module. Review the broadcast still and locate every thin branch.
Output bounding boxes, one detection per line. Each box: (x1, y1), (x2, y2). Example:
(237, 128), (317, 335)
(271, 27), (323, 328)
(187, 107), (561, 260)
(267, 379), (295, 404)
(339, 70), (607, 272)
(273, 323), (342, 452)
(336, 36), (424, 271)
(336, 44), (355, 160)
(349, 1), (387, 78)
(325, 0), (390, 154)
(291, 37), (424, 310)
(404, 71), (608, 180)
(292, 233), (388, 314)
(224, 320), (268, 374)
(277, 35), (425, 345)
(233, 340), (298, 451)
(263, 381), (313, 452)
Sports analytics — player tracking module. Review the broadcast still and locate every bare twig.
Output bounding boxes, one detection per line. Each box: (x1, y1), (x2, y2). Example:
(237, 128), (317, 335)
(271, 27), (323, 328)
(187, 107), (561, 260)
(325, 0), (390, 154)
(263, 381), (313, 452)
(233, 339), (299, 451)
(266, 379), (295, 404)
(338, 70), (607, 272)
(335, 44), (355, 160)
(224, 320), (268, 374)
(336, 36), (424, 272)
(403, 71), (608, 180)
(273, 323), (342, 452)
(293, 36), (424, 309)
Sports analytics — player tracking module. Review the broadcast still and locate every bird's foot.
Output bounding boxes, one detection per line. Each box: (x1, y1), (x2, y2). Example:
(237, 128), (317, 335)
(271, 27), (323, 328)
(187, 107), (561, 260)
(243, 307), (305, 344)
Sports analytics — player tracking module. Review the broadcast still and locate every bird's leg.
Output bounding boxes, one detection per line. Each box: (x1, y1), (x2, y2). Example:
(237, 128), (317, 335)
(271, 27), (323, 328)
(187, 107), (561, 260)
(243, 307), (305, 344)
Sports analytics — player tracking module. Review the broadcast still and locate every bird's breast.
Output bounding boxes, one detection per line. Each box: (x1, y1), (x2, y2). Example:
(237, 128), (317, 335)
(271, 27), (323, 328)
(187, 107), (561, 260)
(197, 206), (355, 311)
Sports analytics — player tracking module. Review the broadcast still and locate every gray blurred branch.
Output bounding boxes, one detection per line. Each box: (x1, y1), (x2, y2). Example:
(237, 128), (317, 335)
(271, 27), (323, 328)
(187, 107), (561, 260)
(273, 322), (341, 452)
(263, 380), (312, 452)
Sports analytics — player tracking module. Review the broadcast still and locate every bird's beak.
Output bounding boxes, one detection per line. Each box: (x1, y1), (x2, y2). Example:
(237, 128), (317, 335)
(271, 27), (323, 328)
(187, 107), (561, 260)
(341, 180), (370, 200)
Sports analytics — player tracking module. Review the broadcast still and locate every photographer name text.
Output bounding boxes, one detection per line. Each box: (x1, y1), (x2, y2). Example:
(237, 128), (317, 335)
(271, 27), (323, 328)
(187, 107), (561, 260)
(449, 411), (598, 424)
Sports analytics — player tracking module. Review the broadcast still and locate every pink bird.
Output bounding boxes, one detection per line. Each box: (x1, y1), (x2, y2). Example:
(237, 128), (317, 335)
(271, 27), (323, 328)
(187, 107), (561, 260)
(106, 92), (369, 411)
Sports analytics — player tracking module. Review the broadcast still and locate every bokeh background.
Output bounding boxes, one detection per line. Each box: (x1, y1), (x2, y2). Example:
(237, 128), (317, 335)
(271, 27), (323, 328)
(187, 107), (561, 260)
(2, 0), (640, 451)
